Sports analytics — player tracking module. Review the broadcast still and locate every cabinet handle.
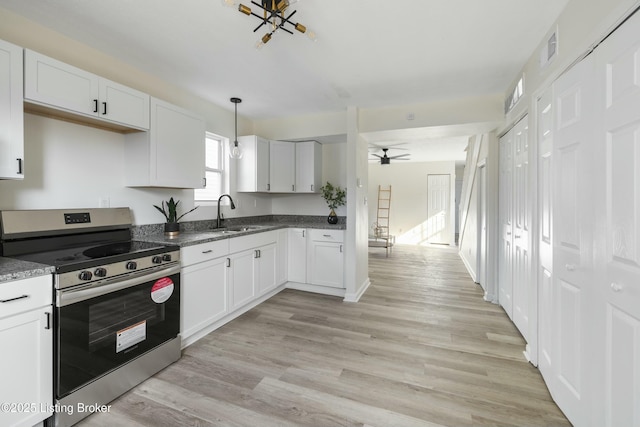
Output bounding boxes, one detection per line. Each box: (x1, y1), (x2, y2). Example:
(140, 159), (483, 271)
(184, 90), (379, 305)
(203, 177), (207, 187)
(340, 244), (343, 253)
(292, 185), (295, 191)
(311, 185), (314, 191)
(93, 99), (98, 113)
(565, 264), (576, 272)
(258, 249), (261, 258)
(267, 184), (270, 191)
(16, 158), (23, 175)
(44, 312), (51, 330)
(202, 249), (213, 254)
(506, 231), (512, 235)
(0, 294), (29, 303)
(323, 234), (331, 238)
(302, 230), (305, 238)
(102, 101), (107, 115)
(226, 258), (231, 267)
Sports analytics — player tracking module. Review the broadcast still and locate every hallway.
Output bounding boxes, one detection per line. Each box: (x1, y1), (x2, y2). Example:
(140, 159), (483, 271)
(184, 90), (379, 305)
(80, 244), (570, 426)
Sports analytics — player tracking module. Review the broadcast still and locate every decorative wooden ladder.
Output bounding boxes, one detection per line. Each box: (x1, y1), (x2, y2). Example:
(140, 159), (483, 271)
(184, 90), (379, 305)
(369, 185), (394, 256)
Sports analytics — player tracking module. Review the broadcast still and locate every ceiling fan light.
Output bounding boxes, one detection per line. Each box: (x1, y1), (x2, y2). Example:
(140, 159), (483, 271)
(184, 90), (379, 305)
(238, 4), (251, 15)
(276, 0), (289, 12)
(294, 23), (306, 33)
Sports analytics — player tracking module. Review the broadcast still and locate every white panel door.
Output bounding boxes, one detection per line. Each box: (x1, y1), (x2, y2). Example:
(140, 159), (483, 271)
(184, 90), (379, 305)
(269, 140), (295, 192)
(426, 174), (451, 244)
(593, 13), (640, 426)
(550, 53), (596, 427)
(537, 87), (554, 379)
(512, 117), (530, 340)
(228, 250), (256, 311)
(0, 39), (23, 180)
(499, 131), (514, 318)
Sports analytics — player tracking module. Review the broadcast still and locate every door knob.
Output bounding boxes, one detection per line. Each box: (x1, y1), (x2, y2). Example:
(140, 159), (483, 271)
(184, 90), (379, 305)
(565, 264), (576, 271)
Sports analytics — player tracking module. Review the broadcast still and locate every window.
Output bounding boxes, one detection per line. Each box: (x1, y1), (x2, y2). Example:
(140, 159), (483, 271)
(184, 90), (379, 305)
(195, 133), (227, 202)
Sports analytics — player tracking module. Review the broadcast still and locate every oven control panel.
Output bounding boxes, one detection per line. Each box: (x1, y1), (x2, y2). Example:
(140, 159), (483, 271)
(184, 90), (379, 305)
(55, 249), (180, 289)
(64, 212), (91, 224)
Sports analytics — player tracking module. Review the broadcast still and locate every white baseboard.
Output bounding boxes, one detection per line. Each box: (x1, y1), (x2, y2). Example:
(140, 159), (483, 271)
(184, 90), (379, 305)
(344, 277), (371, 302)
(458, 250), (477, 283)
(286, 281), (346, 297)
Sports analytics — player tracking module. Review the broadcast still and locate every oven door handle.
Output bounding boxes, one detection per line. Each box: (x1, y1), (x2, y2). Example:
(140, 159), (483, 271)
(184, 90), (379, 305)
(58, 265), (181, 307)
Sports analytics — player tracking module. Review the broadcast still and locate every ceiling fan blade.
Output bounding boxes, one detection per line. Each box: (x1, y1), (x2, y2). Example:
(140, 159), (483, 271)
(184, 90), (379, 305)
(388, 154), (411, 159)
(371, 154), (383, 158)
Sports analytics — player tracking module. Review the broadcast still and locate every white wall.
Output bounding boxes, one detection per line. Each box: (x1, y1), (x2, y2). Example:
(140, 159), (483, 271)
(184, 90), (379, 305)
(368, 161), (456, 245)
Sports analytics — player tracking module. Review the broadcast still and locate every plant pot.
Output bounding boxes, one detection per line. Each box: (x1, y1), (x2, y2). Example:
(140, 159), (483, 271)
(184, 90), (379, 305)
(327, 209), (339, 225)
(164, 222), (180, 237)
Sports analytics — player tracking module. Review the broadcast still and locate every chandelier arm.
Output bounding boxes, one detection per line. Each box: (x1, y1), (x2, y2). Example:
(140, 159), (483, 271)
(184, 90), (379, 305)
(278, 9), (297, 27)
(252, 18), (268, 32)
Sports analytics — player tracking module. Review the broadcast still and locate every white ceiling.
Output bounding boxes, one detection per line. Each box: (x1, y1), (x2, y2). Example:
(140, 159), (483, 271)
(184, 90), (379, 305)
(0, 0), (569, 161)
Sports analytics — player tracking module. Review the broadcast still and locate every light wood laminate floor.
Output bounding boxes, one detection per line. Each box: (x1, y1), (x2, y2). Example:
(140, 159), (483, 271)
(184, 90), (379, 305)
(79, 244), (570, 427)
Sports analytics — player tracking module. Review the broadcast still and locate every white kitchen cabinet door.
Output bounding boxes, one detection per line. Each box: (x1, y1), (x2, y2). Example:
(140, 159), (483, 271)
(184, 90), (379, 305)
(228, 249), (256, 311)
(125, 97), (205, 188)
(256, 243), (277, 295)
(236, 135), (270, 192)
(0, 275), (53, 427)
(288, 228), (307, 283)
(276, 229), (288, 285)
(24, 49), (99, 117)
(181, 256), (228, 342)
(295, 141), (322, 193)
(307, 230), (344, 288)
(269, 140), (296, 192)
(0, 39), (23, 180)
(98, 78), (149, 130)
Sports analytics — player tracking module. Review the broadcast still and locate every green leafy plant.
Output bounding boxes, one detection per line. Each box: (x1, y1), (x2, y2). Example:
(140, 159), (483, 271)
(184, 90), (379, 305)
(320, 182), (346, 210)
(153, 197), (198, 223)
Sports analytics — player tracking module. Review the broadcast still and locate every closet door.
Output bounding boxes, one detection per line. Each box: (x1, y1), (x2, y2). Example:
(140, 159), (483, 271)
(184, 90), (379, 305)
(512, 118), (531, 340)
(550, 53), (596, 427)
(498, 130), (514, 317)
(593, 13), (640, 426)
(537, 88), (555, 380)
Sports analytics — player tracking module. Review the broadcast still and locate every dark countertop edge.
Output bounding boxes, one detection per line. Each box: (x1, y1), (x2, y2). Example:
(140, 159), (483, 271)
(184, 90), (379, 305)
(137, 222), (347, 248)
(0, 258), (55, 284)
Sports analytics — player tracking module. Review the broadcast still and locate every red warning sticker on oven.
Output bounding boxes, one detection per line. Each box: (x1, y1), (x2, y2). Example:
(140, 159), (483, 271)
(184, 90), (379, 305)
(151, 277), (174, 303)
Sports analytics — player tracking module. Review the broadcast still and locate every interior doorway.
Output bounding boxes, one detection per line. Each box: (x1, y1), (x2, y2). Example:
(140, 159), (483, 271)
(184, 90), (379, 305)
(426, 174), (451, 245)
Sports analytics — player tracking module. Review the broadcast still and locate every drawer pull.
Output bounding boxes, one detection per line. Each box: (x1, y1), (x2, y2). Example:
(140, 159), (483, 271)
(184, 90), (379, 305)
(202, 250), (213, 254)
(323, 234), (331, 238)
(44, 312), (51, 330)
(0, 294), (29, 303)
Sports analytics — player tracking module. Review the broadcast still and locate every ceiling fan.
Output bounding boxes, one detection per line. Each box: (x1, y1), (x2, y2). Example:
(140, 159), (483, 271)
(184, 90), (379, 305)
(370, 148), (410, 165)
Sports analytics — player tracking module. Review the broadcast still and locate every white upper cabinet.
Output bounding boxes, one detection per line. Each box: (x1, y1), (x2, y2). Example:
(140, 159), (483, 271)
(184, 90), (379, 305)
(236, 135), (270, 192)
(0, 39), (23, 180)
(295, 141), (322, 193)
(269, 140), (296, 192)
(24, 49), (149, 130)
(124, 97), (205, 188)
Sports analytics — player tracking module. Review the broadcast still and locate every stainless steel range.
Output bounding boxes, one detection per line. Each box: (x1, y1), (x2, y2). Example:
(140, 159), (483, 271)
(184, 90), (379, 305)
(0, 208), (181, 427)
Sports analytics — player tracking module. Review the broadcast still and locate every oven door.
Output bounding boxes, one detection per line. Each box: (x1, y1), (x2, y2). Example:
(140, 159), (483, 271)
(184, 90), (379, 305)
(55, 265), (180, 399)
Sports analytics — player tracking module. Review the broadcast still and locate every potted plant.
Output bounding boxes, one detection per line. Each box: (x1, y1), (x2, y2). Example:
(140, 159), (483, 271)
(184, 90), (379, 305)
(154, 197), (198, 236)
(320, 182), (346, 224)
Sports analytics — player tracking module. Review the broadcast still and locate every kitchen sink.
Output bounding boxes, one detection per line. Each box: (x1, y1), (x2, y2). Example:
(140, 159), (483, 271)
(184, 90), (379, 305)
(212, 225), (270, 234)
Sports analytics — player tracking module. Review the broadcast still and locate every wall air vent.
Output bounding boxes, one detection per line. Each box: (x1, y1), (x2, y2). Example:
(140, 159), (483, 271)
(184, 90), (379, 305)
(540, 29), (558, 68)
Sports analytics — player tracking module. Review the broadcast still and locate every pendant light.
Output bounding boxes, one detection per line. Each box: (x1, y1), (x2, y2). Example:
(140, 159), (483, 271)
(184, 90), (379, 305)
(229, 97), (243, 159)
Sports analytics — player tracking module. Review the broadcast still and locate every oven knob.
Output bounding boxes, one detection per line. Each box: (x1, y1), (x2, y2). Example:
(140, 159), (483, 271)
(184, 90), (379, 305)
(126, 261), (137, 270)
(79, 271), (93, 281)
(94, 267), (107, 277)
(162, 254), (172, 262)
(152, 256), (163, 264)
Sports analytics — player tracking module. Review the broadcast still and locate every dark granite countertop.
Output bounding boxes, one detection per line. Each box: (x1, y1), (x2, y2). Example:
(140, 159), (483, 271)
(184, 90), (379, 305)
(0, 258), (55, 284)
(136, 220), (347, 248)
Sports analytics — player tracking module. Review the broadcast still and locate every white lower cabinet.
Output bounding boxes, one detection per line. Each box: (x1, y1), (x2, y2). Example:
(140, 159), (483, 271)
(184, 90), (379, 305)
(288, 228), (307, 283)
(307, 229), (344, 288)
(0, 275), (53, 427)
(181, 230), (285, 347)
(286, 228), (345, 295)
(228, 248), (256, 311)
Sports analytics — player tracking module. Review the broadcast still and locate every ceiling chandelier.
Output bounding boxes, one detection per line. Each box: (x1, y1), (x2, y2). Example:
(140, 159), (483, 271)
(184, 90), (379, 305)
(223, 0), (317, 48)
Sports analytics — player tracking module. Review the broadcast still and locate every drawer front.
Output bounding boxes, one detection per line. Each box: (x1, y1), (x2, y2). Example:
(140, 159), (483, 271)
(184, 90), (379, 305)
(181, 239), (230, 266)
(229, 230), (276, 254)
(0, 275), (52, 318)
(308, 229), (344, 242)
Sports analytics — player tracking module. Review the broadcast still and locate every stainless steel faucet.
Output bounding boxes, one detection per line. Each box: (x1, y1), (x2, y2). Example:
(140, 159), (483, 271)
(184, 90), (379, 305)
(217, 194), (236, 228)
